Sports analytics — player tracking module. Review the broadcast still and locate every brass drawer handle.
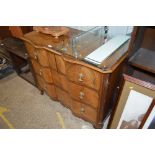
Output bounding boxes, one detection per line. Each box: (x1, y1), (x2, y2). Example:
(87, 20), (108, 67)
(39, 69), (42, 76)
(34, 55), (38, 60)
(80, 107), (85, 113)
(34, 53), (38, 60)
(78, 73), (84, 82)
(79, 92), (85, 99)
(34, 51), (38, 60)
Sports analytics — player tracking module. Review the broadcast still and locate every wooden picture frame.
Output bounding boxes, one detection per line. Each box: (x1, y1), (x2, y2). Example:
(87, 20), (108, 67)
(139, 99), (155, 129)
(110, 74), (155, 129)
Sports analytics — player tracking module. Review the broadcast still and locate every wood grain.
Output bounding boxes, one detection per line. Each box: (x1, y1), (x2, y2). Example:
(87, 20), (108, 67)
(37, 49), (50, 67)
(68, 82), (99, 109)
(72, 100), (97, 123)
(129, 48), (155, 74)
(65, 59), (101, 91)
(124, 74), (155, 91)
(55, 55), (66, 74)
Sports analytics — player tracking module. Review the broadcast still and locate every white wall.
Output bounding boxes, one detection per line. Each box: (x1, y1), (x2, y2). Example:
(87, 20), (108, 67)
(117, 90), (153, 128)
(70, 26), (133, 37)
(108, 26), (133, 37)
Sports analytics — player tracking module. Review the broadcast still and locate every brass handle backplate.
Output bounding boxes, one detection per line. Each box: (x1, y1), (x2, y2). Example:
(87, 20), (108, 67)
(34, 54), (38, 60)
(79, 92), (85, 99)
(80, 107), (85, 113)
(34, 50), (38, 60)
(39, 69), (42, 75)
(78, 73), (84, 82)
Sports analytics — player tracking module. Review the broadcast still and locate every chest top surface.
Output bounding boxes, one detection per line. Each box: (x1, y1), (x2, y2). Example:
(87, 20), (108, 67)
(21, 27), (129, 73)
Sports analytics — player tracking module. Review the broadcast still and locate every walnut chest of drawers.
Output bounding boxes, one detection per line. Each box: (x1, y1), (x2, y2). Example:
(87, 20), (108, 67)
(21, 28), (129, 128)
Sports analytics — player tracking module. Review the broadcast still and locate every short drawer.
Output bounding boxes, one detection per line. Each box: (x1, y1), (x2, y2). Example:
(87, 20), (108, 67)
(65, 61), (101, 91)
(72, 100), (97, 123)
(31, 59), (53, 83)
(68, 82), (99, 109)
(25, 42), (50, 67)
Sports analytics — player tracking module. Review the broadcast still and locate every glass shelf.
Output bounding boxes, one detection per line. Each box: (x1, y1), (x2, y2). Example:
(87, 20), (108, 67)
(71, 26), (108, 58)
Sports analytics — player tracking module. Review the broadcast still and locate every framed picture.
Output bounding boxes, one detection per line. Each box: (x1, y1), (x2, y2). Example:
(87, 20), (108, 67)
(140, 99), (155, 129)
(110, 74), (155, 129)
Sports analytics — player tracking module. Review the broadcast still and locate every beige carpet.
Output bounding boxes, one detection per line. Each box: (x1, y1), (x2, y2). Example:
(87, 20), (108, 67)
(0, 73), (93, 129)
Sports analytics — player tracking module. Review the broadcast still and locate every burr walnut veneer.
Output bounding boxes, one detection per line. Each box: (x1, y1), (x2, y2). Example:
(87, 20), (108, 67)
(21, 28), (129, 128)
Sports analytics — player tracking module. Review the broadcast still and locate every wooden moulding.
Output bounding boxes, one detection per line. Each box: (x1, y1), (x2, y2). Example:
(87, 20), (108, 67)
(139, 99), (155, 129)
(124, 74), (155, 91)
(109, 74), (155, 129)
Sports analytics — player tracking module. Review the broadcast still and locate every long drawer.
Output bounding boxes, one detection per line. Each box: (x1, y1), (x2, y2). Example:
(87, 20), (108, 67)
(68, 82), (99, 109)
(71, 100), (97, 123)
(65, 59), (101, 91)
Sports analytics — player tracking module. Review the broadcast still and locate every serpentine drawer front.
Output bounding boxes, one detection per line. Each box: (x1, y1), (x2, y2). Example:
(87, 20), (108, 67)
(65, 61), (101, 91)
(71, 100), (98, 123)
(22, 28), (128, 128)
(31, 59), (53, 84)
(68, 82), (99, 109)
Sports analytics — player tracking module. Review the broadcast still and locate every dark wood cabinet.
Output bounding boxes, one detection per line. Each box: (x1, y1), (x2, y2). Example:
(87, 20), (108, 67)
(1, 37), (35, 85)
(0, 26), (33, 39)
(128, 26), (155, 85)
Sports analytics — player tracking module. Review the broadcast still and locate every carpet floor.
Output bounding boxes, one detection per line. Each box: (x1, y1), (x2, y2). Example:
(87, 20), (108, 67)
(0, 73), (93, 129)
